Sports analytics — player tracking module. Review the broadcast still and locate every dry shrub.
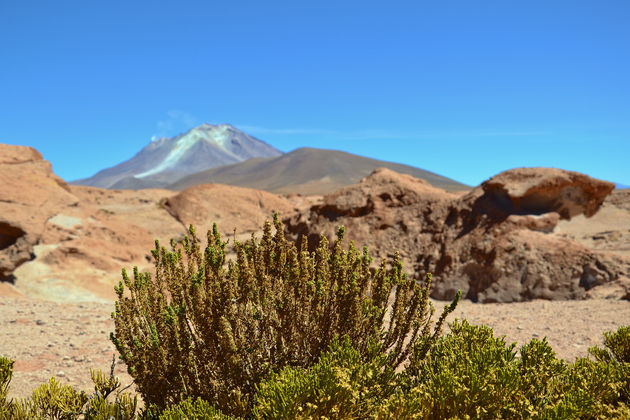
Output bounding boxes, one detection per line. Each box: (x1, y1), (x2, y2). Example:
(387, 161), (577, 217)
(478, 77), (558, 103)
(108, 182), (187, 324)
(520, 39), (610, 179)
(110, 215), (459, 415)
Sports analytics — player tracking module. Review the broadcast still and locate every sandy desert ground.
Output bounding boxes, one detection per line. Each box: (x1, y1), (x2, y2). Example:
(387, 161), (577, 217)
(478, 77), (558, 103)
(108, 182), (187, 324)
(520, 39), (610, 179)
(1, 295), (628, 401)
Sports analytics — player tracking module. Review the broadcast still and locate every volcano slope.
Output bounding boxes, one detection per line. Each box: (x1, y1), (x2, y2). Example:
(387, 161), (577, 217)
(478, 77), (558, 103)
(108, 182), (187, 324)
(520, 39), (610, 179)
(285, 167), (630, 303)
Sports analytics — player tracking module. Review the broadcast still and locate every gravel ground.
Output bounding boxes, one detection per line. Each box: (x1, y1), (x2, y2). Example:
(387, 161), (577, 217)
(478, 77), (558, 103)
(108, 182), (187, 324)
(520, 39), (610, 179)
(1, 296), (629, 401)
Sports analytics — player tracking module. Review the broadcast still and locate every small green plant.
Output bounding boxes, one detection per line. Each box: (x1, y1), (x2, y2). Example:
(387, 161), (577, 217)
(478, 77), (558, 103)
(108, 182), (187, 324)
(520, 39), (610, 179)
(588, 324), (630, 363)
(0, 357), (15, 418)
(253, 337), (394, 419)
(378, 322), (630, 419)
(159, 397), (236, 420)
(551, 324), (630, 418)
(392, 320), (568, 418)
(110, 215), (460, 415)
(546, 355), (630, 418)
(24, 376), (88, 419)
(83, 355), (138, 419)
(0, 355), (138, 420)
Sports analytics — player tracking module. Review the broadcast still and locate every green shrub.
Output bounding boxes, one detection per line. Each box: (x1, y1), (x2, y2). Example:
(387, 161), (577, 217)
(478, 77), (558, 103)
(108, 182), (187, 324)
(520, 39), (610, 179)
(253, 337), (394, 419)
(547, 324), (630, 418)
(398, 320), (538, 418)
(0, 357), (15, 418)
(544, 356), (630, 419)
(21, 376), (88, 419)
(110, 215), (460, 415)
(83, 361), (139, 419)
(588, 324), (630, 364)
(513, 336), (566, 414)
(0, 355), (138, 420)
(251, 324), (628, 419)
(379, 321), (630, 419)
(159, 397), (236, 420)
(2, 323), (628, 419)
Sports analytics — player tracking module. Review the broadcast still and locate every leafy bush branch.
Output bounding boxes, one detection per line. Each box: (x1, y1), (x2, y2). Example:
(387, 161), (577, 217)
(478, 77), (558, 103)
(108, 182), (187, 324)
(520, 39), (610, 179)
(0, 355), (138, 419)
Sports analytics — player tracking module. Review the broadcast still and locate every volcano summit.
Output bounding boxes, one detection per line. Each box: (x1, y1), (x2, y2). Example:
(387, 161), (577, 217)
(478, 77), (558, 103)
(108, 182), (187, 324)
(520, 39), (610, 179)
(72, 124), (282, 189)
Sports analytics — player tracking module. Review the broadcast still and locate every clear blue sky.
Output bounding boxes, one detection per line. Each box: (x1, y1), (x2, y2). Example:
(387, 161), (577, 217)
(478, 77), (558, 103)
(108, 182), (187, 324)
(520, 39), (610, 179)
(1, 0), (629, 187)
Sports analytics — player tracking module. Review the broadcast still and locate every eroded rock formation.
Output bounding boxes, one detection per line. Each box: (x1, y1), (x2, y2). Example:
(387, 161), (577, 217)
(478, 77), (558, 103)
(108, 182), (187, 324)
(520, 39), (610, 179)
(285, 167), (628, 302)
(0, 145), (79, 282)
(0, 143), (298, 301)
(2, 142), (628, 304)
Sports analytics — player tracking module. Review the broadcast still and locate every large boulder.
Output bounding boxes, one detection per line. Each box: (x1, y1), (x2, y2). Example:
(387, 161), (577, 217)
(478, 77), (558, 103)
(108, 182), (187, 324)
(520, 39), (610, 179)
(467, 167), (614, 221)
(285, 167), (628, 303)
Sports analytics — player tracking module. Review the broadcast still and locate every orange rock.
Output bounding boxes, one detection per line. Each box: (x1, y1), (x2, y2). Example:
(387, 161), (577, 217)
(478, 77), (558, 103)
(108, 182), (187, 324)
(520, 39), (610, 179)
(0, 144), (79, 281)
(162, 183), (296, 237)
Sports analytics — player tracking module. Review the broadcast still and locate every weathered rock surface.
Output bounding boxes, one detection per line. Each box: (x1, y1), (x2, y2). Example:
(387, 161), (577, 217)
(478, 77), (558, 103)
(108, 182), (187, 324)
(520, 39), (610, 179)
(0, 144), (299, 301)
(2, 143), (628, 304)
(0, 145), (79, 282)
(554, 188), (630, 300)
(606, 188), (630, 212)
(0, 149), (188, 301)
(285, 167), (629, 303)
(468, 167), (614, 220)
(162, 183), (297, 238)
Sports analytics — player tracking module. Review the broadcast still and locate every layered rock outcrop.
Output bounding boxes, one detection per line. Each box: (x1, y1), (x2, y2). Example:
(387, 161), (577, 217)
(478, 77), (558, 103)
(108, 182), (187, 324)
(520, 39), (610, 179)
(285, 167), (627, 302)
(0, 144), (185, 300)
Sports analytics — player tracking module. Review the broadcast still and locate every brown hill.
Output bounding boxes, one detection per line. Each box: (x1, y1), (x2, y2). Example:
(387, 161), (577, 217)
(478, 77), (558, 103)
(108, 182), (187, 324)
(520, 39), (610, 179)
(169, 147), (470, 195)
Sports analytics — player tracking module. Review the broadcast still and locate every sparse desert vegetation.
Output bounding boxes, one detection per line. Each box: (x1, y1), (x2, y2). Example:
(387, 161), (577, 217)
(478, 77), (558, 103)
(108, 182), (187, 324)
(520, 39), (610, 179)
(1, 219), (629, 419)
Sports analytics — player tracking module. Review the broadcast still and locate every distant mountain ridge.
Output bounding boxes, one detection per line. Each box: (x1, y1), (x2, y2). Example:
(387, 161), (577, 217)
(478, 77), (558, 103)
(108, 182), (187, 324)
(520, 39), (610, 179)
(72, 124), (469, 194)
(71, 124), (282, 189)
(169, 147), (470, 194)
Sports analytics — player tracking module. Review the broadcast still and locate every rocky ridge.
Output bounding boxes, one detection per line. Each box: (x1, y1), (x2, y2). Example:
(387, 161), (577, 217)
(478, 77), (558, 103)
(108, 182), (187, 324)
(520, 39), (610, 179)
(0, 145), (79, 283)
(2, 143), (629, 304)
